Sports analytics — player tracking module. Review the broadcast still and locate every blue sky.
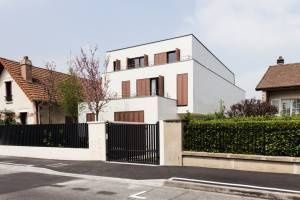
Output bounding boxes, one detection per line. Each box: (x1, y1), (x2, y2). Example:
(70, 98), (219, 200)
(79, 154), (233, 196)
(1, 0), (300, 98)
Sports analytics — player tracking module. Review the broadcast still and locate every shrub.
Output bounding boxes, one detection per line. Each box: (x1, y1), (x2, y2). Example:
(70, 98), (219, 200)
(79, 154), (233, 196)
(227, 98), (278, 117)
(184, 119), (300, 157)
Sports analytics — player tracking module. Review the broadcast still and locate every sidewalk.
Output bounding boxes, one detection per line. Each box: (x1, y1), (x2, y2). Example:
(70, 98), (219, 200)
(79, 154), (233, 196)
(1, 156), (299, 191)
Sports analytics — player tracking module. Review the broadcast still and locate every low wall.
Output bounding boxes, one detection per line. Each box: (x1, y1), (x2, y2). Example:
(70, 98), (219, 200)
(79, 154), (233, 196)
(183, 151), (300, 174)
(0, 122), (106, 161)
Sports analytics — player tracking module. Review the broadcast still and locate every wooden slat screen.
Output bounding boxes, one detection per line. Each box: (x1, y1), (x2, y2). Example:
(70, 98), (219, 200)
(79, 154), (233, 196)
(154, 52), (167, 65)
(158, 75), (164, 97)
(86, 113), (95, 122)
(136, 78), (150, 96)
(177, 73), (188, 106)
(144, 54), (149, 66)
(114, 111), (144, 122)
(122, 80), (130, 98)
(175, 48), (180, 62)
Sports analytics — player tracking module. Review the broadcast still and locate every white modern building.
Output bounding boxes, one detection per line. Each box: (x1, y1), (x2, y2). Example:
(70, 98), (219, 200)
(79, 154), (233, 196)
(79, 34), (245, 123)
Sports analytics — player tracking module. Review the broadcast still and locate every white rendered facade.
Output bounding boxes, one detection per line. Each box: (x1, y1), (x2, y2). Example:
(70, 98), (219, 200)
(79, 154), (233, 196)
(79, 34), (245, 123)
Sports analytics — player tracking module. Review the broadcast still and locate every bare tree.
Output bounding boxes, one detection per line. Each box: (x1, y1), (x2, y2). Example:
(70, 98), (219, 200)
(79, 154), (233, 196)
(73, 46), (114, 121)
(41, 61), (58, 124)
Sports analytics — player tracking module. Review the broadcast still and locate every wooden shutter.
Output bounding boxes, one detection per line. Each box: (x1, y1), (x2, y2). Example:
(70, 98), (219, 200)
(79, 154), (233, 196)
(122, 81), (130, 98)
(136, 78), (150, 96)
(175, 48), (180, 62)
(158, 76), (164, 97)
(114, 111), (144, 122)
(177, 73), (188, 106)
(144, 54), (149, 66)
(86, 113), (95, 122)
(154, 52), (167, 65)
(113, 59), (121, 71)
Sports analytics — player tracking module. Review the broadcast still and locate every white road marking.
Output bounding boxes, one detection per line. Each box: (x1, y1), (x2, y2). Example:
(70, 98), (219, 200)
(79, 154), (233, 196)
(170, 177), (300, 194)
(46, 163), (69, 168)
(0, 161), (33, 167)
(129, 191), (147, 199)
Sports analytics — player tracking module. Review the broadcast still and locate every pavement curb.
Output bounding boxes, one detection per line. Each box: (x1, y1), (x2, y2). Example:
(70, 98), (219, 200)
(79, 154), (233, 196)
(164, 179), (300, 200)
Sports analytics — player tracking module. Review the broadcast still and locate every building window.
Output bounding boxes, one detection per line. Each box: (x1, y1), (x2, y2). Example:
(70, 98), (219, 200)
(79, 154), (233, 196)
(86, 113), (95, 122)
(150, 78), (158, 96)
(167, 51), (176, 63)
(113, 60), (121, 71)
(5, 81), (12, 102)
(20, 112), (27, 125)
(271, 99), (280, 114)
(128, 57), (144, 69)
(281, 100), (291, 116)
(292, 99), (300, 115)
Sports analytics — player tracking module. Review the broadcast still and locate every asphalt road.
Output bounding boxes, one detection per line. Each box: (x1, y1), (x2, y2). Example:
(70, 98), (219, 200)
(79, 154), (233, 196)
(1, 156), (300, 191)
(0, 162), (261, 200)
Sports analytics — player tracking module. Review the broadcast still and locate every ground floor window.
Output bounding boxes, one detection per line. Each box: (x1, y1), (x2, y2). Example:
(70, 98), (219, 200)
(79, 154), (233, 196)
(20, 112), (27, 125)
(271, 99), (300, 116)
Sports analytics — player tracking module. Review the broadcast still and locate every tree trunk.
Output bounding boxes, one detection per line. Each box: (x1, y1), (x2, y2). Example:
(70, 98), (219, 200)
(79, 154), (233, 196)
(95, 110), (99, 122)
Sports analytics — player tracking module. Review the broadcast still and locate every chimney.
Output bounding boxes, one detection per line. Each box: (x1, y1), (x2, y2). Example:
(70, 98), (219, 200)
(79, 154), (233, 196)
(20, 56), (33, 82)
(277, 56), (284, 65)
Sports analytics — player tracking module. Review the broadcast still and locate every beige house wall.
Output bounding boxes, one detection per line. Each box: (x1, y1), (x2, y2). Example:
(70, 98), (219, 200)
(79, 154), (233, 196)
(268, 89), (300, 101)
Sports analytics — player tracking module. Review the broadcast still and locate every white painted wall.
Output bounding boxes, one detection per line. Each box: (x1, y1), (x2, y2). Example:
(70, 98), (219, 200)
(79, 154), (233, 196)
(192, 36), (235, 84)
(106, 60), (194, 114)
(107, 35), (193, 72)
(79, 96), (178, 124)
(193, 61), (245, 113)
(0, 122), (106, 161)
(0, 69), (36, 124)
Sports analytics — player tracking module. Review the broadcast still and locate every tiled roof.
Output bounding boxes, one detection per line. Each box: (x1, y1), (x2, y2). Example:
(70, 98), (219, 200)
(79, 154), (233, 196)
(0, 57), (70, 101)
(256, 63), (300, 90)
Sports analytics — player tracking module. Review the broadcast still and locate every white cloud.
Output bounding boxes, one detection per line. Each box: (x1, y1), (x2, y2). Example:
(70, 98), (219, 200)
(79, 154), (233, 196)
(181, 0), (300, 98)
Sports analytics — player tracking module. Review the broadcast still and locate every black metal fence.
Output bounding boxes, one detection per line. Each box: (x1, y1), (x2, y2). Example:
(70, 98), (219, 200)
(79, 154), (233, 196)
(0, 123), (89, 148)
(106, 122), (160, 165)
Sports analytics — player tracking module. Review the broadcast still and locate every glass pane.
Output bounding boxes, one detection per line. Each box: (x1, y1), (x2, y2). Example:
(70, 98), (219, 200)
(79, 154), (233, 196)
(271, 99), (279, 113)
(151, 79), (157, 96)
(281, 100), (291, 116)
(140, 57), (144, 67)
(167, 51), (176, 63)
(134, 58), (139, 68)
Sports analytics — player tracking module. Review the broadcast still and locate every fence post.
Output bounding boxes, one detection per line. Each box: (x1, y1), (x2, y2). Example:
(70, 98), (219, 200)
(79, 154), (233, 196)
(159, 120), (165, 165)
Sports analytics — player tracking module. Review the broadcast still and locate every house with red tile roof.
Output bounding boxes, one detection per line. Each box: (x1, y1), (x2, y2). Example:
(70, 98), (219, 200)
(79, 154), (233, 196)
(256, 56), (300, 116)
(0, 56), (71, 124)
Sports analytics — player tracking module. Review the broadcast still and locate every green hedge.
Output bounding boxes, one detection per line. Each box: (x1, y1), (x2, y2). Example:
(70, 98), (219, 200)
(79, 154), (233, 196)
(184, 120), (300, 157)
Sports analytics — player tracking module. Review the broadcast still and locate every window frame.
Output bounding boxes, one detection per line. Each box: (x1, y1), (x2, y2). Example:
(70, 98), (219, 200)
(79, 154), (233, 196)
(5, 81), (12, 102)
(128, 56), (144, 69)
(167, 51), (176, 63)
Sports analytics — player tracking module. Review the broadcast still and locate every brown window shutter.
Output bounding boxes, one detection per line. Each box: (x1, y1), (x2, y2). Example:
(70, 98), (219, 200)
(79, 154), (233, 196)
(122, 81), (130, 98)
(136, 78), (150, 96)
(144, 54), (149, 66)
(177, 73), (188, 106)
(145, 78), (150, 96)
(86, 113), (95, 122)
(175, 48), (180, 62)
(158, 76), (164, 97)
(154, 52), (167, 65)
(136, 79), (142, 96)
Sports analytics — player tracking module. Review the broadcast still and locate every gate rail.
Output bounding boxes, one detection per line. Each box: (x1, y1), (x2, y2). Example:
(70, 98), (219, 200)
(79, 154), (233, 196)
(106, 122), (160, 165)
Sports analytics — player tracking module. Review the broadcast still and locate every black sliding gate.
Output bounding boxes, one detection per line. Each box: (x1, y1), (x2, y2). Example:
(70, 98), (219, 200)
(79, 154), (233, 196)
(106, 122), (160, 165)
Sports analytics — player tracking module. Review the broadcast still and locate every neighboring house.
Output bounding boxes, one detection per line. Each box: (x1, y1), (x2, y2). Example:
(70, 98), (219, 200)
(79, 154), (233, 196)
(79, 34), (245, 123)
(256, 56), (300, 116)
(0, 56), (70, 124)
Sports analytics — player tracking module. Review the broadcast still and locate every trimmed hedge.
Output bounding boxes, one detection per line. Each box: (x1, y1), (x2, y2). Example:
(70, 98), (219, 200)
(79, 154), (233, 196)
(184, 120), (300, 157)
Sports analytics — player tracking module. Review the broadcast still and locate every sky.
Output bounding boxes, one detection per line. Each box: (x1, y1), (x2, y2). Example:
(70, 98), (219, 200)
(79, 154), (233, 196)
(1, 0), (300, 98)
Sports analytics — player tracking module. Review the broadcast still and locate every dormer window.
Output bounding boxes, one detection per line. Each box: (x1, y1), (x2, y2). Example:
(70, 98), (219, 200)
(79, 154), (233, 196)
(5, 81), (12, 102)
